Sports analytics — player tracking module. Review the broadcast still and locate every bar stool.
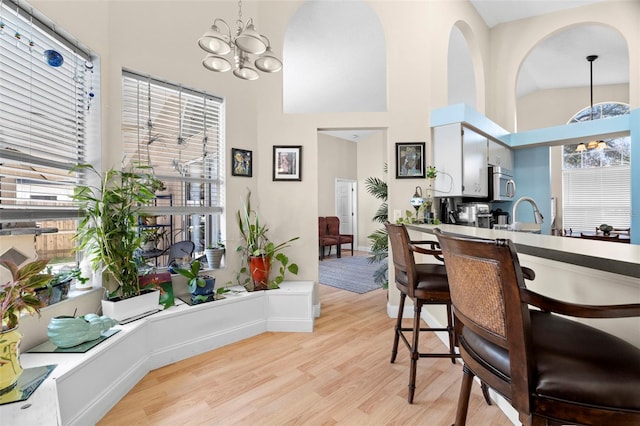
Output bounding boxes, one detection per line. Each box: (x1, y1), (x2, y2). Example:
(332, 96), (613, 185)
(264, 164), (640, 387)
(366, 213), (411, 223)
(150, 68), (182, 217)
(385, 222), (459, 403)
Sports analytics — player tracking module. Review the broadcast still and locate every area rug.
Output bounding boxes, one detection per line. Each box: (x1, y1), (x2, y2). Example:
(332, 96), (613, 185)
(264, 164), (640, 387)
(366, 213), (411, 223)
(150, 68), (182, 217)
(319, 255), (382, 294)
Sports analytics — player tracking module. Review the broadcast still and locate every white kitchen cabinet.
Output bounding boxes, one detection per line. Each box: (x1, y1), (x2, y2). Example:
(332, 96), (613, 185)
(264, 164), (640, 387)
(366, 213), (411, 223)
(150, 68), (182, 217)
(488, 139), (514, 169)
(432, 123), (488, 197)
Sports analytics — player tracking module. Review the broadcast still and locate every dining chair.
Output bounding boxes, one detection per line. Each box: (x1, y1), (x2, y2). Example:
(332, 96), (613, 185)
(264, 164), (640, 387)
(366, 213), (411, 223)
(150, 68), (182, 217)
(165, 241), (195, 267)
(326, 216), (354, 257)
(318, 217), (339, 260)
(434, 228), (640, 426)
(385, 222), (459, 404)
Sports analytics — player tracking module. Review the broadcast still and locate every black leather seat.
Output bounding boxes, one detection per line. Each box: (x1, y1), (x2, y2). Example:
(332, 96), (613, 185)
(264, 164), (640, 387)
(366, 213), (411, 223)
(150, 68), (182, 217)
(434, 228), (640, 426)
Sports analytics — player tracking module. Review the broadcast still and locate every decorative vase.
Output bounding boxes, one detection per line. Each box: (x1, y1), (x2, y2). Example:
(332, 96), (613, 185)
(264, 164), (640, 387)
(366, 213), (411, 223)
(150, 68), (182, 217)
(0, 327), (23, 396)
(101, 289), (161, 322)
(249, 256), (271, 291)
(204, 248), (224, 269)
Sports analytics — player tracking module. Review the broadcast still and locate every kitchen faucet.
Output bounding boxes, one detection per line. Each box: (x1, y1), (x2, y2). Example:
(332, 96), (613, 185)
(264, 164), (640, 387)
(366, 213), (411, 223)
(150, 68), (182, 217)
(512, 196), (544, 233)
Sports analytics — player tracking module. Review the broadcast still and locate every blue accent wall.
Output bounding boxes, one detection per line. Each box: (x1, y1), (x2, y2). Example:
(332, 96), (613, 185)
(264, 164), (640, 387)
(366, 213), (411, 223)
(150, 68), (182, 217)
(514, 147), (551, 235)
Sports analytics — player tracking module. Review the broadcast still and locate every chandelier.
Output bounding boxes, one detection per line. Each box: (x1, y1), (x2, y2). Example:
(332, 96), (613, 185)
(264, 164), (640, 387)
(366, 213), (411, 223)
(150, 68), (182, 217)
(197, 0), (282, 81)
(576, 55), (607, 152)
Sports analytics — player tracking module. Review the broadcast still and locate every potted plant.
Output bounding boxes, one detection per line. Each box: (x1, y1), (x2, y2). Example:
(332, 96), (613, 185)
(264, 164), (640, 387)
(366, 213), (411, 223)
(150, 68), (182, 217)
(365, 165), (389, 289)
(71, 163), (162, 321)
(0, 259), (51, 395)
(173, 260), (227, 303)
(204, 242), (225, 269)
(233, 190), (299, 291)
(34, 267), (82, 307)
(140, 227), (165, 252)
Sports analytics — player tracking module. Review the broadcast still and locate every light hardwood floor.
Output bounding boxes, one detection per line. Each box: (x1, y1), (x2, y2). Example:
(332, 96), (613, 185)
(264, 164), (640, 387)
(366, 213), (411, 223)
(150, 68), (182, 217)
(98, 283), (513, 425)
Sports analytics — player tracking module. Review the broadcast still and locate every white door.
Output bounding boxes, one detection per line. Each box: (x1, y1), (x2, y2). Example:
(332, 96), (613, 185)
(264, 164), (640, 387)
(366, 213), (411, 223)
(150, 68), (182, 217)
(335, 179), (357, 249)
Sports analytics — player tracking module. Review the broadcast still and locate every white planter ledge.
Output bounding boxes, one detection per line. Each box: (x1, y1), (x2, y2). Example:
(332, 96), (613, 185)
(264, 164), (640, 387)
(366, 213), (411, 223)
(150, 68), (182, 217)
(1, 281), (314, 426)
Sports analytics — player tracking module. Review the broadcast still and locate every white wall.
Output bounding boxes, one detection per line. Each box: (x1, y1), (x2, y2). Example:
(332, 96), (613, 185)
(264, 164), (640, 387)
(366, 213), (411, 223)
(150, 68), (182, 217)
(488, 0), (640, 131)
(24, 0), (639, 316)
(357, 131), (386, 251)
(317, 134), (357, 218)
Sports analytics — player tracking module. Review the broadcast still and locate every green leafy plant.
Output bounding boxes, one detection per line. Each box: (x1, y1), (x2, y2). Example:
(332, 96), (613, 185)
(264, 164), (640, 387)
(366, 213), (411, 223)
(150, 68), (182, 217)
(173, 260), (209, 293)
(365, 164), (389, 289)
(71, 163), (161, 299)
(140, 227), (166, 247)
(232, 190), (299, 290)
(173, 260), (228, 302)
(1, 259), (52, 330)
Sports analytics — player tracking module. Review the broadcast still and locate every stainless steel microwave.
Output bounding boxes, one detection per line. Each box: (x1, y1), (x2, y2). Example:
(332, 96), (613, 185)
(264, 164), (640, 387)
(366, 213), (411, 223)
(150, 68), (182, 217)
(490, 166), (516, 201)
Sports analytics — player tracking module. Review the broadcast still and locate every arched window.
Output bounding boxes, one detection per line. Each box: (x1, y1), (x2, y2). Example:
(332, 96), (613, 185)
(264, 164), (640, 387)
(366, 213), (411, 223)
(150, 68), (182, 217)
(562, 102), (630, 231)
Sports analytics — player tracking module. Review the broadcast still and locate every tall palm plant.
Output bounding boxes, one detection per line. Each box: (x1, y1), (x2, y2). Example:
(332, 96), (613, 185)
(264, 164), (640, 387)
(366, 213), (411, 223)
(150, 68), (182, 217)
(365, 165), (388, 289)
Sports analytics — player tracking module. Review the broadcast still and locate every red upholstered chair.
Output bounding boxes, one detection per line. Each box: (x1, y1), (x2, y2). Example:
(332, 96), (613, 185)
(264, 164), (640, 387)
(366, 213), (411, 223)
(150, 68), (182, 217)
(318, 217), (339, 260)
(434, 229), (640, 426)
(326, 216), (353, 257)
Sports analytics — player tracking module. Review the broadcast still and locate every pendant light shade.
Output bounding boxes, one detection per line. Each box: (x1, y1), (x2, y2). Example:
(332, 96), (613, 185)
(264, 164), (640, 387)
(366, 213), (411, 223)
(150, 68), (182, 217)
(203, 54), (232, 72)
(576, 143), (587, 152)
(198, 22), (231, 55)
(235, 21), (266, 55)
(255, 46), (283, 73)
(233, 66), (259, 81)
(197, 2), (281, 80)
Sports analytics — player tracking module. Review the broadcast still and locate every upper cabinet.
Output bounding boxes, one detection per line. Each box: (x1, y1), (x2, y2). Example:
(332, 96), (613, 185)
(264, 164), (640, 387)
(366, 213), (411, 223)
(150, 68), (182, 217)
(433, 123), (488, 198)
(488, 140), (514, 170)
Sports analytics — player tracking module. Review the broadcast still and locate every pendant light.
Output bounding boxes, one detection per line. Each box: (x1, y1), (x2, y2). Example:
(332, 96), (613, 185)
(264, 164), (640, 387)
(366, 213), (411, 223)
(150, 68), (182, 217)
(576, 55), (607, 152)
(198, 0), (282, 80)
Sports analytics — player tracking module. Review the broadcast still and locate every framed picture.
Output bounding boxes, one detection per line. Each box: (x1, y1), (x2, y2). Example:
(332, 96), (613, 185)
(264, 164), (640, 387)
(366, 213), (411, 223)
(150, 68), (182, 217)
(231, 148), (252, 177)
(395, 142), (425, 178)
(273, 145), (302, 181)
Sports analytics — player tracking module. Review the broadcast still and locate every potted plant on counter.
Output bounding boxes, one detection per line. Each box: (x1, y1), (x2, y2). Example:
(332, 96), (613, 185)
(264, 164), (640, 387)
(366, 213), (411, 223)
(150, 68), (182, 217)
(0, 259), (51, 396)
(233, 190), (299, 291)
(71, 163), (163, 321)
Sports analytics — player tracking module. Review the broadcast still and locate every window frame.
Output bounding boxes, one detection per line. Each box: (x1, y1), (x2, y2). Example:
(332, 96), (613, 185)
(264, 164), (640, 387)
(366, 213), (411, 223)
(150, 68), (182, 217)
(121, 70), (225, 253)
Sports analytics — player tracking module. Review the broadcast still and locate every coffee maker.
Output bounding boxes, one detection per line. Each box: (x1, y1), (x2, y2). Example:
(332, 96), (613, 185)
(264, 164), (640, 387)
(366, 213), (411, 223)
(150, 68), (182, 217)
(439, 198), (456, 224)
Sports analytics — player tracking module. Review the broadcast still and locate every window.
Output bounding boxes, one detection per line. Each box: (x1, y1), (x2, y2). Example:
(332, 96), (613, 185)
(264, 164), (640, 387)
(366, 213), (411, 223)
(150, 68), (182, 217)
(562, 102), (631, 231)
(0, 0), (93, 266)
(122, 70), (224, 260)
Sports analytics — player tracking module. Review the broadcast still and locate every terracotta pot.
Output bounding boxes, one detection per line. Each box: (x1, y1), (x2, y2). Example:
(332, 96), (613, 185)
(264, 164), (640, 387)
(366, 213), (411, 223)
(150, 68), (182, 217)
(0, 327), (23, 395)
(249, 256), (271, 291)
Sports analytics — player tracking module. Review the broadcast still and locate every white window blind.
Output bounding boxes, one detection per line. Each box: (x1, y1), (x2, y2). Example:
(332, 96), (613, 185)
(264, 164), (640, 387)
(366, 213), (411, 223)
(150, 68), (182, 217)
(0, 0), (90, 222)
(121, 70), (225, 247)
(562, 166), (631, 231)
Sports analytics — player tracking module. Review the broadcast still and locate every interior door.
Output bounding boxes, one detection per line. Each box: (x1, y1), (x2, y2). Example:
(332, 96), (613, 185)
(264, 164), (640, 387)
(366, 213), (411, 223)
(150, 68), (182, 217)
(335, 179), (356, 248)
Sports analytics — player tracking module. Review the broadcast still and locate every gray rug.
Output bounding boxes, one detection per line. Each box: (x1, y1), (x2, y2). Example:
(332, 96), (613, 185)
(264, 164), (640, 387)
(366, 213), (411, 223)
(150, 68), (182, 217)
(319, 255), (381, 294)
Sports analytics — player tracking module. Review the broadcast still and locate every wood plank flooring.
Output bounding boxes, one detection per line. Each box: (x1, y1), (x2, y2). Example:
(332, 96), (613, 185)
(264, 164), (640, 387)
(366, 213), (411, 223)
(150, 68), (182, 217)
(98, 283), (513, 425)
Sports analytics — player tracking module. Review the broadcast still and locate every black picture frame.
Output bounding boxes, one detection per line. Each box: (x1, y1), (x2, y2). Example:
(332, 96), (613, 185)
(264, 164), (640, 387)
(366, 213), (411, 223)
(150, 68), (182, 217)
(395, 142), (425, 178)
(231, 148), (252, 177)
(273, 145), (302, 181)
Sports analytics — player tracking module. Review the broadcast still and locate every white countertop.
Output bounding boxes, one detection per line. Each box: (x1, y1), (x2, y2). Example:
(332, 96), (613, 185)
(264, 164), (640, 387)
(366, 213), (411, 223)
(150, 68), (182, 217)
(406, 224), (640, 278)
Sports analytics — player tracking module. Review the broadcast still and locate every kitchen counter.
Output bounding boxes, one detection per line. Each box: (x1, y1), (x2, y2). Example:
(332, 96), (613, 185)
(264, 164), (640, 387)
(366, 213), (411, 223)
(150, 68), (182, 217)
(406, 224), (640, 278)
(404, 223), (639, 351)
